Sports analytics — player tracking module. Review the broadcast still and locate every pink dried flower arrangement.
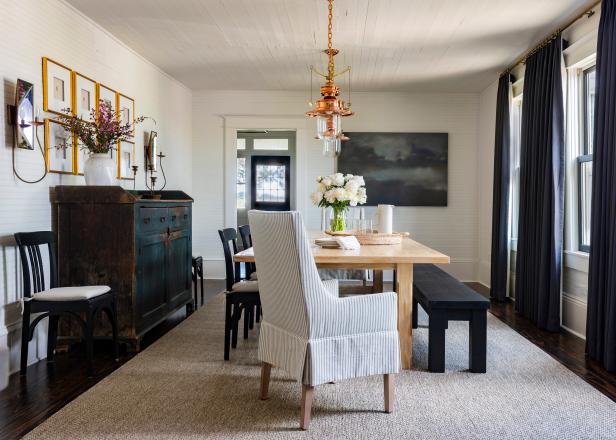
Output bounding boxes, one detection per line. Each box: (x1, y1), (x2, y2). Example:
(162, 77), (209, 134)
(56, 101), (148, 154)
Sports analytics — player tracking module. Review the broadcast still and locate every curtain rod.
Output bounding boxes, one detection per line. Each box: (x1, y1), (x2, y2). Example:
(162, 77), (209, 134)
(501, 0), (602, 76)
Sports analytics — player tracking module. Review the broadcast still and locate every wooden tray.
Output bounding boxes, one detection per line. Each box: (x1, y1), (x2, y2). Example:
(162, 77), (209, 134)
(324, 230), (410, 245)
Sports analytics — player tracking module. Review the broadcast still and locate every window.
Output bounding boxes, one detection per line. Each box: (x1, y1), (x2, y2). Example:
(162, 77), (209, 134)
(236, 138), (246, 150)
(578, 66), (595, 252)
(253, 138), (289, 150)
(236, 157), (246, 209)
(509, 96), (523, 242)
(255, 164), (286, 202)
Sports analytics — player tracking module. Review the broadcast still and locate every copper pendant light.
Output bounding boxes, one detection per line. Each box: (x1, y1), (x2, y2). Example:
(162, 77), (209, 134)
(306, 0), (354, 157)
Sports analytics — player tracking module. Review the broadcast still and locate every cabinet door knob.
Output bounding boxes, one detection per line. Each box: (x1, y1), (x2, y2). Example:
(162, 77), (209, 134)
(160, 216), (166, 222)
(172, 215), (177, 221)
(144, 218), (150, 224)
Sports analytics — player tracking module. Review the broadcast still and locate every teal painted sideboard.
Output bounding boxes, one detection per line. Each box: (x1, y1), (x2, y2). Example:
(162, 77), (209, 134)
(52, 186), (193, 351)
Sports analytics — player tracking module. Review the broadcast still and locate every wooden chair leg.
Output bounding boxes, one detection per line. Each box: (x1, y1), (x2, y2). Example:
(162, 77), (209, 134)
(19, 305), (31, 376)
(47, 315), (59, 362)
(300, 385), (314, 430)
(231, 304), (240, 349)
(224, 296), (232, 360)
(256, 304), (261, 323)
(249, 305), (255, 330)
(103, 300), (120, 362)
(384, 374), (394, 413)
(85, 308), (95, 378)
(200, 271), (204, 306)
(260, 362), (272, 400)
(243, 305), (250, 339)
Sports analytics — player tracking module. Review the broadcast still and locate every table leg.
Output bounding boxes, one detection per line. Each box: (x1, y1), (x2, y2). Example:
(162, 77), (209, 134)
(373, 270), (384, 293)
(395, 263), (413, 369)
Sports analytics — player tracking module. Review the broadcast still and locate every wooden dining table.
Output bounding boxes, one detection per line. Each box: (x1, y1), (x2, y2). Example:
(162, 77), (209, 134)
(234, 232), (450, 369)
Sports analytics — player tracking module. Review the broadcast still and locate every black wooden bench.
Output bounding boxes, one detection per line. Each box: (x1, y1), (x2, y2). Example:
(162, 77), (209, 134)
(412, 264), (490, 373)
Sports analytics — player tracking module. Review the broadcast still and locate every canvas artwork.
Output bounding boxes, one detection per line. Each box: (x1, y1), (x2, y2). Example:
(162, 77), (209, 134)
(338, 132), (448, 206)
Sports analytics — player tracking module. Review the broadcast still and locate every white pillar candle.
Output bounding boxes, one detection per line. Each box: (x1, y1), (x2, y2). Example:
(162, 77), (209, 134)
(378, 204), (394, 234)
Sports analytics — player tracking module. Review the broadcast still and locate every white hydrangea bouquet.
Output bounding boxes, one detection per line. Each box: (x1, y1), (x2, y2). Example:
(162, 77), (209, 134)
(311, 173), (367, 231)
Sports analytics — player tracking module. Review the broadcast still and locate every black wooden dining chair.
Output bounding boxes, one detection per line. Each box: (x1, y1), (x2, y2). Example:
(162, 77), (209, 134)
(238, 224), (260, 326)
(192, 255), (204, 308)
(219, 228), (260, 360)
(14, 231), (119, 377)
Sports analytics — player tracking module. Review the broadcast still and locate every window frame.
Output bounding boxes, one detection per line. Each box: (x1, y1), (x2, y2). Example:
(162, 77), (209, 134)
(577, 65), (595, 253)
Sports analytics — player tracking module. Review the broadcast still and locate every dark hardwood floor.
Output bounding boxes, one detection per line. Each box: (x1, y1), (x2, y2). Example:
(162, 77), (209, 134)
(466, 282), (616, 403)
(2, 278), (615, 439)
(0, 279), (224, 440)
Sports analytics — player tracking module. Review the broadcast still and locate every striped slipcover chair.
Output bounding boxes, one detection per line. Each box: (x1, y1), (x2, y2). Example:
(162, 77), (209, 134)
(248, 210), (400, 430)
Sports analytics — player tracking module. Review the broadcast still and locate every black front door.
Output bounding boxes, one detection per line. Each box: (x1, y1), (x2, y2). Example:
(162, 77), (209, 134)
(251, 155), (291, 211)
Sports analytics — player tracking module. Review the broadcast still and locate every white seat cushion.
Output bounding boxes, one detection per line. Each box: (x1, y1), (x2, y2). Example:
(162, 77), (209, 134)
(231, 280), (259, 293)
(32, 286), (111, 301)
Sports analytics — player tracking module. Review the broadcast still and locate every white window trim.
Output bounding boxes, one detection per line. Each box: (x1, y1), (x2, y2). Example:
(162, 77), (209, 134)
(564, 55), (595, 271)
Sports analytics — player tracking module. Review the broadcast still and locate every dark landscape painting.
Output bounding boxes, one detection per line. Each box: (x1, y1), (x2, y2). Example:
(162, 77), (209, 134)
(338, 132), (448, 206)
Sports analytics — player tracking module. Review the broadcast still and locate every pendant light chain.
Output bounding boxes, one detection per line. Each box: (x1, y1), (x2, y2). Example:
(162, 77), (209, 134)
(327, 0), (334, 83)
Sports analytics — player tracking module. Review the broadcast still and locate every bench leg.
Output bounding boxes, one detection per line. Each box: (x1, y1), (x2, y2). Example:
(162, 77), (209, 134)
(412, 297), (418, 329)
(428, 311), (447, 373)
(469, 310), (487, 373)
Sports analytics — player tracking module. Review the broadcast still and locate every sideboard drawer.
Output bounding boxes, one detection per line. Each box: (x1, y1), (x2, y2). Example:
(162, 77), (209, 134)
(140, 207), (169, 232)
(169, 206), (190, 231)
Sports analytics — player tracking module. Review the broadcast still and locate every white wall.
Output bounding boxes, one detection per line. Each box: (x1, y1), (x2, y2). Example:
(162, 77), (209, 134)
(477, 80), (498, 287)
(0, 0), (193, 375)
(192, 90), (480, 282)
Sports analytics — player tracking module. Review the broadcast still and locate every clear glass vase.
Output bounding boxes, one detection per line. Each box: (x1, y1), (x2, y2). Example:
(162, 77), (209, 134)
(330, 207), (347, 232)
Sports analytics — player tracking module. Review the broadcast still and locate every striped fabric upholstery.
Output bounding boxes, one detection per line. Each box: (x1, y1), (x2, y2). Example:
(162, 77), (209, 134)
(248, 210), (400, 386)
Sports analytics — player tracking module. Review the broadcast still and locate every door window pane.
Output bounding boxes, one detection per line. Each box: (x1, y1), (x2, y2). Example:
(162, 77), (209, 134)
(237, 138), (246, 150)
(255, 165), (286, 202)
(253, 138), (288, 151)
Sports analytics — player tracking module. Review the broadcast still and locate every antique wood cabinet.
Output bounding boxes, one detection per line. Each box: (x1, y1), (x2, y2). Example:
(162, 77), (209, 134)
(52, 186), (193, 351)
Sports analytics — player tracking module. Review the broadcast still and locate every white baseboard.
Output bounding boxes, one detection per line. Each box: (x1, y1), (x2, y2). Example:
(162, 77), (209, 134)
(562, 292), (587, 339)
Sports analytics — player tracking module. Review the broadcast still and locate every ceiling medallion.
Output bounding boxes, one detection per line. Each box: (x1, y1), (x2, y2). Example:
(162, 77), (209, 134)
(306, 0), (354, 157)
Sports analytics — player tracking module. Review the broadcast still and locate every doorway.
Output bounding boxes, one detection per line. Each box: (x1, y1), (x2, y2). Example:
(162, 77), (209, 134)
(236, 130), (296, 227)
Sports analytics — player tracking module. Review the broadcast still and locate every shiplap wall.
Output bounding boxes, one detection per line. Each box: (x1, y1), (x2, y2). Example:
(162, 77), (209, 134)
(192, 90), (480, 282)
(0, 0), (193, 375)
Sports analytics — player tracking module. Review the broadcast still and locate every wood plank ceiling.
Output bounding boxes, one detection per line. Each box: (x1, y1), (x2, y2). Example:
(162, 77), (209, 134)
(66, 0), (594, 92)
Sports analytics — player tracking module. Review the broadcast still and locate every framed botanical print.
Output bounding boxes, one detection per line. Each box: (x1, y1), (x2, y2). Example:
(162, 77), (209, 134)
(73, 72), (96, 122)
(117, 93), (135, 135)
(118, 140), (135, 179)
(97, 83), (117, 114)
(42, 57), (73, 116)
(45, 119), (74, 174)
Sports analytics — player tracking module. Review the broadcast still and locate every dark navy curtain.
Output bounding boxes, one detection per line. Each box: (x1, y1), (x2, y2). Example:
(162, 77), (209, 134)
(586, 0), (616, 372)
(490, 74), (511, 302)
(515, 36), (564, 332)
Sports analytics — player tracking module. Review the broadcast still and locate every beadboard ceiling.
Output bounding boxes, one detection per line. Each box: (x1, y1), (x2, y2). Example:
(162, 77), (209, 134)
(66, 0), (594, 92)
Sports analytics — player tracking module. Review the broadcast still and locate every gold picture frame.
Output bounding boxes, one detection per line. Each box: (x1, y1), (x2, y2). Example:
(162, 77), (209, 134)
(44, 119), (75, 174)
(117, 93), (135, 136)
(118, 140), (135, 180)
(96, 83), (117, 114)
(42, 57), (74, 116)
(73, 71), (97, 122)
